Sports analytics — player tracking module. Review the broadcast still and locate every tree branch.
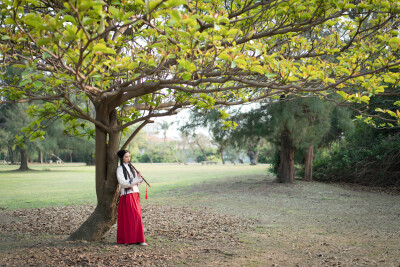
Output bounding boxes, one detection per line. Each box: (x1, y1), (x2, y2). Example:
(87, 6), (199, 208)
(121, 119), (152, 150)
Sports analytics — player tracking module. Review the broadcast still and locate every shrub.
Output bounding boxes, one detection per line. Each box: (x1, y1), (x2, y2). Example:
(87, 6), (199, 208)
(313, 131), (400, 187)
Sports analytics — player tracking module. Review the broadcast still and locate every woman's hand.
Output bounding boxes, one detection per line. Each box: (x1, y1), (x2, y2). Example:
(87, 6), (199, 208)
(133, 178), (143, 186)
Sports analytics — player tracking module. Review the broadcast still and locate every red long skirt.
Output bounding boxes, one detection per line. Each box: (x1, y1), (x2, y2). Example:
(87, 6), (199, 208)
(117, 193), (145, 244)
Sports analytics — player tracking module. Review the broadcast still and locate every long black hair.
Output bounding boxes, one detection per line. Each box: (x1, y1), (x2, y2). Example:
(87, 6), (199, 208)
(117, 150), (137, 194)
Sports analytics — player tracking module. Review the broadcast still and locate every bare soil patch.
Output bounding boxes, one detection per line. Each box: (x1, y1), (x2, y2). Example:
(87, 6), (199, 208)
(1, 174), (400, 266)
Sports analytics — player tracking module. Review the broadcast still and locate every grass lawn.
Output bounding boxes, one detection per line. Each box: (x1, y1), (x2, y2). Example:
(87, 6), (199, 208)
(0, 163), (268, 209)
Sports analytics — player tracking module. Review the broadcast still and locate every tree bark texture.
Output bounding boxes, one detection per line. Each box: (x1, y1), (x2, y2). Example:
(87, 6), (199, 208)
(69, 108), (120, 241)
(304, 145), (314, 181)
(38, 150), (43, 164)
(19, 148), (29, 171)
(8, 147), (14, 164)
(277, 128), (295, 183)
(219, 146), (225, 164)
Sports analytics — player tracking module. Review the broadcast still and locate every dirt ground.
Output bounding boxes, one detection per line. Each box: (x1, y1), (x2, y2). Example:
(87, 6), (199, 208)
(1, 174), (399, 266)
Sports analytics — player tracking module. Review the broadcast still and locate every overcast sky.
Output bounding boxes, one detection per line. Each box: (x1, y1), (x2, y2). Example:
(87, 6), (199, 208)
(153, 102), (261, 140)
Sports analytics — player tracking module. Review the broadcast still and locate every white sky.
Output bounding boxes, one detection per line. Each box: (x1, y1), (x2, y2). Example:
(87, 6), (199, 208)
(153, 102), (261, 140)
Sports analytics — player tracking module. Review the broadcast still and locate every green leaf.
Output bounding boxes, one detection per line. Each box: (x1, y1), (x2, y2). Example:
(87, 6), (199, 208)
(170, 10), (182, 22)
(387, 110), (396, 117)
(24, 13), (43, 28)
(219, 17), (230, 24)
(165, 0), (186, 8)
(21, 127), (30, 133)
(5, 17), (16, 25)
(36, 37), (52, 46)
(135, 0), (145, 6)
(389, 37), (400, 44)
(19, 78), (32, 87)
(336, 91), (347, 100)
(97, 18), (105, 34)
(12, 64), (27, 69)
(218, 108), (230, 119)
(82, 17), (95, 26)
(33, 81), (43, 89)
(62, 15), (77, 24)
(251, 65), (264, 75)
(42, 52), (52, 60)
(109, 6), (121, 20)
(148, 0), (160, 10)
(182, 72), (191, 81)
(360, 95), (370, 104)
(384, 76), (395, 84)
(226, 29), (238, 36)
(93, 43), (116, 54)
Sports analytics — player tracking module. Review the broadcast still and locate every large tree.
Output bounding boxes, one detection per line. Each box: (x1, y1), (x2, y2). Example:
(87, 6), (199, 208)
(267, 97), (336, 182)
(0, 103), (44, 170)
(1, 0), (400, 241)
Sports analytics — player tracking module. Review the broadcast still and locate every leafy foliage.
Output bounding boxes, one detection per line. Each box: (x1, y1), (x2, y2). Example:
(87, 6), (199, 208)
(1, 0), (400, 136)
(313, 123), (400, 186)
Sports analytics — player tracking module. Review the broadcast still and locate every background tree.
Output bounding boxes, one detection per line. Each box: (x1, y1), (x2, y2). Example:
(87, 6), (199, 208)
(0, 104), (45, 170)
(267, 97), (335, 182)
(229, 97), (353, 182)
(159, 121), (171, 143)
(314, 93), (400, 187)
(178, 131), (190, 164)
(1, 0), (400, 241)
(180, 109), (236, 164)
(0, 122), (12, 163)
(230, 107), (268, 165)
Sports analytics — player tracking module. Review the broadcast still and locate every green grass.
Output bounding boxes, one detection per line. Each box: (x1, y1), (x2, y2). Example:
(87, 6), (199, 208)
(0, 163), (268, 209)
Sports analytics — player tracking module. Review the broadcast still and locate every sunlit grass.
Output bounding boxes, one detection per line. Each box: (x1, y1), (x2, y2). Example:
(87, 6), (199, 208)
(0, 163), (268, 209)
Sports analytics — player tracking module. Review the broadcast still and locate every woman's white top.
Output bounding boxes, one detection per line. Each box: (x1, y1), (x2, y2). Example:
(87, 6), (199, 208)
(116, 163), (141, 196)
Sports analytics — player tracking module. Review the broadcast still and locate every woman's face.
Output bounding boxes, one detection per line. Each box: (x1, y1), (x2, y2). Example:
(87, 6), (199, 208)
(122, 152), (131, 164)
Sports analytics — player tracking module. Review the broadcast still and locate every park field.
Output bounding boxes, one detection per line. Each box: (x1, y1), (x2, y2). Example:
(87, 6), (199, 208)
(1, 163), (399, 266)
(0, 163), (268, 209)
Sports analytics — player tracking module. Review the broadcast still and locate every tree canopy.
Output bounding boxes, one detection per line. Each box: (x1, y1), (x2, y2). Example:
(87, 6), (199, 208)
(1, 0), (400, 132)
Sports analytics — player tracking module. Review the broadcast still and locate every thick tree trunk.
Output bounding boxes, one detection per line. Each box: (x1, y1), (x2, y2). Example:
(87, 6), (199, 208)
(8, 147), (14, 164)
(277, 128), (295, 183)
(219, 146), (225, 164)
(254, 138), (264, 165)
(38, 150), (43, 164)
(19, 148), (29, 171)
(304, 145), (314, 181)
(69, 110), (120, 241)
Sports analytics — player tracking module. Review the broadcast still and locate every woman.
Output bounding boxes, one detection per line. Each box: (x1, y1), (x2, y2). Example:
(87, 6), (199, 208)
(116, 149), (147, 245)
